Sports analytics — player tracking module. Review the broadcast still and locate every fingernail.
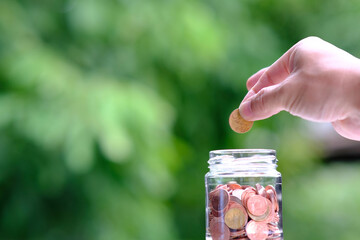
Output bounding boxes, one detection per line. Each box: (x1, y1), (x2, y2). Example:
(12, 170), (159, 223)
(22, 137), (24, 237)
(239, 98), (253, 120)
(242, 89), (255, 103)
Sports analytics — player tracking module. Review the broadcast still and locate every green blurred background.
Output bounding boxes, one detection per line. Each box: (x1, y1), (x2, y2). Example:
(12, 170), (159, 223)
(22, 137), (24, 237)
(1, 0), (360, 239)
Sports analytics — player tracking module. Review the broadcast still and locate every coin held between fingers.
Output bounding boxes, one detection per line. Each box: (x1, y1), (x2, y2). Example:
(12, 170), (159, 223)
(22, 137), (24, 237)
(229, 108), (254, 133)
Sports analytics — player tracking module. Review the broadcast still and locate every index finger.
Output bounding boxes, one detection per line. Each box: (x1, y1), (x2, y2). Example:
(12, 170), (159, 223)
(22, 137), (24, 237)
(246, 67), (268, 90)
(250, 43), (298, 94)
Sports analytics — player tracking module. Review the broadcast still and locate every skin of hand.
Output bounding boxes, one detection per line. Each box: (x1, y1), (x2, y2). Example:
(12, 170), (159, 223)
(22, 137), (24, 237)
(239, 36), (360, 141)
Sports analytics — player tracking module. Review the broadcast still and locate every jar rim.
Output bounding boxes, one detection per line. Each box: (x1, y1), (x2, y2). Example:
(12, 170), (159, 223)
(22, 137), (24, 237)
(210, 149), (276, 157)
(208, 149), (278, 173)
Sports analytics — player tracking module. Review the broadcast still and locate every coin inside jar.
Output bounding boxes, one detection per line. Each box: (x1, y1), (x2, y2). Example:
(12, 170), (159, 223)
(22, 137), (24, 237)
(229, 108), (253, 133)
(208, 183), (281, 240)
(209, 218), (231, 240)
(209, 188), (230, 212)
(265, 185), (279, 212)
(230, 195), (242, 205)
(224, 203), (248, 230)
(256, 183), (266, 197)
(246, 195), (269, 217)
(241, 187), (256, 209)
(227, 182), (242, 191)
(246, 220), (269, 240)
(229, 228), (246, 238)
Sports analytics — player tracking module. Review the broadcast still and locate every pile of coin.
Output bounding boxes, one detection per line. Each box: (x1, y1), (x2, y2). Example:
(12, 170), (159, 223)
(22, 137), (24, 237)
(208, 182), (281, 240)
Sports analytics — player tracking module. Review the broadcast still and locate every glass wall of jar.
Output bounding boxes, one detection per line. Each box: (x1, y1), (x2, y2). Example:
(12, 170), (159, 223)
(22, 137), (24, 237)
(205, 149), (283, 240)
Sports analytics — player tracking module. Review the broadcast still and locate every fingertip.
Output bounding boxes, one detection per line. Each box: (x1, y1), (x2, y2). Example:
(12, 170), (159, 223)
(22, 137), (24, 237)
(239, 100), (254, 121)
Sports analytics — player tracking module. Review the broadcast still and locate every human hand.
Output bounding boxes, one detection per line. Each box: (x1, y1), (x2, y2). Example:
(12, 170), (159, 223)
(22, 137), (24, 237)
(239, 36), (360, 140)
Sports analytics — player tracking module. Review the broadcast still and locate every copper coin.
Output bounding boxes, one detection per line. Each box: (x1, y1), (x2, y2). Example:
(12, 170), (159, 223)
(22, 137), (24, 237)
(230, 228), (246, 238)
(248, 211), (269, 222)
(210, 188), (230, 212)
(212, 207), (227, 217)
(243, 193), (256, 211)
(268, 224), (281, 239)
(245, 220), (269, 240)
(265, 185), (277, 200)
(264, 185), (276, 194)
(224, 203), (248, 230)
(243, 186), (256, 192)
(211, 203), (229, 217)
(250, 198), (273, 223)
(209, 218), (231, 240)
(255, 183), (266, 198)
(266, 199), (276, 223)
(273, 213), (280, 223)
(265, 185), (279, 213)
(267, 222), (279, 232)
(232, 189), (244, 200)
(229, 108), (253, 133)
(210, 217), (223, 225)
(246, 195), (269, 217)
(241, 187), (256, 208)
(266, 189), (278, 215)
(208, 211), (215, 222)
(228, 182), (243, 191)
(216, 184), (228, 190)
(241, 188), (257, 210)
(247, 201), (270, 222)
(230, 195), (243, 205)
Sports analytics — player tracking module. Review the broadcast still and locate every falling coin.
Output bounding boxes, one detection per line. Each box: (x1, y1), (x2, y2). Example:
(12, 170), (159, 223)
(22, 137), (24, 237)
(229, 108), (254, 133)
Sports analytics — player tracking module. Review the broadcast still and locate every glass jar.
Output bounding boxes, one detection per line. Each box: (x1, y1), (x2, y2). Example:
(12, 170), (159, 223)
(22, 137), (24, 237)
(205, 149), (283, 240)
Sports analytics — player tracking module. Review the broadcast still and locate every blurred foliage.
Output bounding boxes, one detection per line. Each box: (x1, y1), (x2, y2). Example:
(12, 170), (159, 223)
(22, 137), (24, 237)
(0, 0), (359, 239)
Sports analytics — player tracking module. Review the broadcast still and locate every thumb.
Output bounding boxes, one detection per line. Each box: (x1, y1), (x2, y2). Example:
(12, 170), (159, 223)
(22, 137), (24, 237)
(239, 84), (285, 121)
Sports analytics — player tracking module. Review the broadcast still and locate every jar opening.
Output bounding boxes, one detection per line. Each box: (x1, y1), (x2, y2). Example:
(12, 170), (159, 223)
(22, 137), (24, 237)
(208, 149), (278, 174)
(210, 149), (276, 159)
